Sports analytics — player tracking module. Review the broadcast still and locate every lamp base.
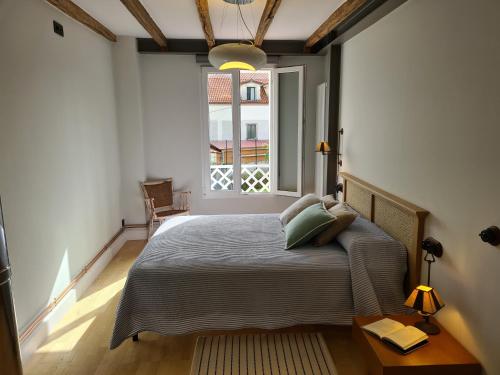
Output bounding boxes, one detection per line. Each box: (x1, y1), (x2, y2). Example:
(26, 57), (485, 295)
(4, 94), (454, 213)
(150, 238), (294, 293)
(415, 320), (441, 335)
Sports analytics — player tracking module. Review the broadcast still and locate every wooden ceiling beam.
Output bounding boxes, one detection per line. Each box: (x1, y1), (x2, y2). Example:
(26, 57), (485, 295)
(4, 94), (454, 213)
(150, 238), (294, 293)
(195, 0), (215, 49)
(120, 0), (167, 50)
(254, 0), (282, 48)
(305, 0), (367, 50)
(46, 0), (116, 42)
(137, 38), (306, 55)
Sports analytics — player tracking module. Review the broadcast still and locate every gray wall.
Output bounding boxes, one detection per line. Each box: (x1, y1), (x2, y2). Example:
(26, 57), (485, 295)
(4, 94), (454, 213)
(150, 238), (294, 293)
(0, 0), (122, 330)
(339, 0), (500, 373)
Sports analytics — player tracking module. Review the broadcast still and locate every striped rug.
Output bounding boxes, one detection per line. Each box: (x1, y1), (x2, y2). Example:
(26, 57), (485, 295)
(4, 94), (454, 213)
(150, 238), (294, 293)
(190, 333), (338, 375)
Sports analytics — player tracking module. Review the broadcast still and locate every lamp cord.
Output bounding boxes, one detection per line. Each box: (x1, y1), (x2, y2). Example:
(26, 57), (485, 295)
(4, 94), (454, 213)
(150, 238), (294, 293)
(237, 3), (255, 42)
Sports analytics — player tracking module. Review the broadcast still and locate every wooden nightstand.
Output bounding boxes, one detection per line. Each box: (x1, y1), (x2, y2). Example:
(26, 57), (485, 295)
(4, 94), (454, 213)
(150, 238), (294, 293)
(352, 315), (481, 375)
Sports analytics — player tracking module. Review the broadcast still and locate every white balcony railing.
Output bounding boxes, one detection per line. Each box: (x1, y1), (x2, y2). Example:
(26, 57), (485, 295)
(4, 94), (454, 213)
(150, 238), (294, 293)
(210, 164), (270, 193)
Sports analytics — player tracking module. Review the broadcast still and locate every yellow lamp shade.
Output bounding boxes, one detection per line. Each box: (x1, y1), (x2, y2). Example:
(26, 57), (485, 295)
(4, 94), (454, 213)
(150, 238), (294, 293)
(315, 141), (331, 155)
(404, 285), (445, 315)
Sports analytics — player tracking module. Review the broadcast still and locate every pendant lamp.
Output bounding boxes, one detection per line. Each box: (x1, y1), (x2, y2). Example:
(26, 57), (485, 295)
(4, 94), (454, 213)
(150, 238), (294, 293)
(209, 42), (266, 71)
(209, 0), (267, 71)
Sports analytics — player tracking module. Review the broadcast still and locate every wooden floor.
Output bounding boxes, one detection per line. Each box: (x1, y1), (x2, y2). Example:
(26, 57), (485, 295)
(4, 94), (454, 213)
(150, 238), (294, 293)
(26, 240), (365, 375)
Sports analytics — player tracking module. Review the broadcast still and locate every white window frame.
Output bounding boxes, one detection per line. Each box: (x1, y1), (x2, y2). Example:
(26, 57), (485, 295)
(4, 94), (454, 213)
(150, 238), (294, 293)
(315, 82), (328, 197)
(201, 67), (242, 198)
(201, 66), (303, 199)
(271, 66), (304, 197)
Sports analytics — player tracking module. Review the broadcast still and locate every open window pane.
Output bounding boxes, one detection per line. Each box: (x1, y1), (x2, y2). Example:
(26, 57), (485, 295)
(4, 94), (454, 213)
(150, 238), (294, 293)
(208, 73), (234, 191)
(203, 66), (302, 197)
(240, 70), (271, 193)
(273, 67), (303, 196)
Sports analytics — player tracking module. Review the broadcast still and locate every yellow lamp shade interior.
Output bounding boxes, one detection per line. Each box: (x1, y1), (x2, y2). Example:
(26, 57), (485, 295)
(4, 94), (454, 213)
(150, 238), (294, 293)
(404, 285), (445, 315)
(219, 61), (256, 71)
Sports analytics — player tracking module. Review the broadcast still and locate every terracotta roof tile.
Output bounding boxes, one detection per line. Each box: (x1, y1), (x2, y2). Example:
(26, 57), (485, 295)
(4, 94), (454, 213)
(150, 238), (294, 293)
(208, 72), (269, 105)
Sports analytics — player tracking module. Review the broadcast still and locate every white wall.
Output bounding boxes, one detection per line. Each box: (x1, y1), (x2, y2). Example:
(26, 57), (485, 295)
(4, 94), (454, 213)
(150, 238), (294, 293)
(339, 0), (500, 373)
(240, 83), (262, 101)
(241, 106), (269, 140)
(139, 54), (326, 215)
(0, 0), (121, 332)
(209, 105), (232, 140)
(209, 104), (270, 141)
(112, 37), (147, 225)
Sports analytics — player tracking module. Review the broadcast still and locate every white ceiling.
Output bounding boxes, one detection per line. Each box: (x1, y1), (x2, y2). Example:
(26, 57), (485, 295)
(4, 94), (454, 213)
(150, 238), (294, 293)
(72, 0), (345, 41)
(266, 0), (345, 40)
(72, 0), (149, 38)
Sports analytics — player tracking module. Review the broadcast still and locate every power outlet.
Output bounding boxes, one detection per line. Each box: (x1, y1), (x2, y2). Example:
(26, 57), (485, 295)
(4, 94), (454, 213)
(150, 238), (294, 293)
(53, 21), (64, 37)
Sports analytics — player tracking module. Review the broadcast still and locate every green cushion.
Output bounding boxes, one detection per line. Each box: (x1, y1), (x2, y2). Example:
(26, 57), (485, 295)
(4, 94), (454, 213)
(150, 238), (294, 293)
(279, 193), (320, 225)
(284, 202), (336, 249)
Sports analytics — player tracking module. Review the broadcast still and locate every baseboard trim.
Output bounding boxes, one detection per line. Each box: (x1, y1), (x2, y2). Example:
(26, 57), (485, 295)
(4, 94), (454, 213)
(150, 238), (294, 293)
(124, 223), (148, 240)
(19, 226), (148, 363)
(124, 223), (147, 229)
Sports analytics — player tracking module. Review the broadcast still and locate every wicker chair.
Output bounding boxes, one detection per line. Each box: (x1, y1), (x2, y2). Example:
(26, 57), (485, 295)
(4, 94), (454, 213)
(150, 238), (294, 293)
(140, 179), (191, 238)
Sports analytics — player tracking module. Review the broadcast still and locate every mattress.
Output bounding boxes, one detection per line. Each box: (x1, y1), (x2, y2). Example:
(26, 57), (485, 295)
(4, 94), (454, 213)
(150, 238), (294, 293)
(110, 214), (406, 349)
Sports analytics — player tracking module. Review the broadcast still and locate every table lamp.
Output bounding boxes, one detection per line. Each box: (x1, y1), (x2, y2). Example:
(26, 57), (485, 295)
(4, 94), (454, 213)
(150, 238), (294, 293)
(404, 285), (444, 335)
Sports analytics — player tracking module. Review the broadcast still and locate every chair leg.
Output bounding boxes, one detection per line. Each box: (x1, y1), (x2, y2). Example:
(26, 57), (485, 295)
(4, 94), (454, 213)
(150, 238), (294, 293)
(132, 334), (139, 342)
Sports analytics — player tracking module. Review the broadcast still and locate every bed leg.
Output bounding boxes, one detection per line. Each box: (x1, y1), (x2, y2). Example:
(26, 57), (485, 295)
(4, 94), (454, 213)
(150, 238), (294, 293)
(132, 334), (139, 342)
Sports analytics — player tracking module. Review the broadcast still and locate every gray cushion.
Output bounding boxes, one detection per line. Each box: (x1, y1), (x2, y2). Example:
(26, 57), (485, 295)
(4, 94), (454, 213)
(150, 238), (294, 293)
(285, 202), (336, 249)
(321, 195), (339, 209)
(279, 193), (320, 225)
(312, 203), (358, 246)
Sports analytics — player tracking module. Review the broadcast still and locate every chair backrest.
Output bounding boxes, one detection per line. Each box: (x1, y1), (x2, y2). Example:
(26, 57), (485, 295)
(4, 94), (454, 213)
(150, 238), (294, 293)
(141, 179), (173, 209)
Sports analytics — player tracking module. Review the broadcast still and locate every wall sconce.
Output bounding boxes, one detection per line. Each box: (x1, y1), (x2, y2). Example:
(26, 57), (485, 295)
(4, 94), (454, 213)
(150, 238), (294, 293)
(337, 128), (343, 166)
(315, 141), (331, 155)
(315, 128), (344, 166)
(421, 237), (443, 285)
(479, 226), (500, 246)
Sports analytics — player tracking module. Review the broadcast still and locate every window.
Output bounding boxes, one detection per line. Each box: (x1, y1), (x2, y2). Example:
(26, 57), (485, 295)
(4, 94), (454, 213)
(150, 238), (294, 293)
(246, 123), (257, 140)
(202, 66), (303, 197)
(246, 86), (257, 101)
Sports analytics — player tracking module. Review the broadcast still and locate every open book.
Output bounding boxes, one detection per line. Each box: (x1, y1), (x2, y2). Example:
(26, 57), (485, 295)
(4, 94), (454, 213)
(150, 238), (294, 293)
(362, 318), (429, 354)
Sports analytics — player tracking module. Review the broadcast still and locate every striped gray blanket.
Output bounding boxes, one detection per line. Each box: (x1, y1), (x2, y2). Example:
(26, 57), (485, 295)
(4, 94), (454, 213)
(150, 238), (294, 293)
(110, 214), (407, 349)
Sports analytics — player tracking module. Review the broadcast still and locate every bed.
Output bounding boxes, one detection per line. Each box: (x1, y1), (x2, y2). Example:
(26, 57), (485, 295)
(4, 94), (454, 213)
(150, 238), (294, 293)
(110, 173), (428, 349)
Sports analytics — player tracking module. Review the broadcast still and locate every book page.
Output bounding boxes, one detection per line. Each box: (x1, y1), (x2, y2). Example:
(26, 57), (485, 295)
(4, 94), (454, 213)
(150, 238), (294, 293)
(384, 326), (428, 350)
(362, 318), (405, 339)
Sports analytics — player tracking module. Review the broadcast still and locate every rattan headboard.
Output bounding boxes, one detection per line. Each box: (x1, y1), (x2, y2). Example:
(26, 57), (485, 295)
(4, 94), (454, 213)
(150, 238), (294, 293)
(340, 172), (429, 295)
